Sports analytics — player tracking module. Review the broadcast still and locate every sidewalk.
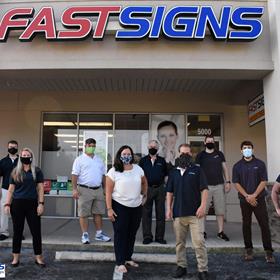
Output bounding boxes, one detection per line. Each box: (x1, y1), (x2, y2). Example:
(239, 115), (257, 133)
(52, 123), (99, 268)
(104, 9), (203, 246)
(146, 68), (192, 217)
(0, 218), (279, 254)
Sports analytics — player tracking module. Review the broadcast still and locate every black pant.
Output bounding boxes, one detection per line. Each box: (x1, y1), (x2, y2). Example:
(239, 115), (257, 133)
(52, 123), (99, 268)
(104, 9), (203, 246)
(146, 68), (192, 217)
(112, 200), (142, 266)
(240, 197), (273, 251)
(142, 185), (165, 240)
(11, 199), (42, 255)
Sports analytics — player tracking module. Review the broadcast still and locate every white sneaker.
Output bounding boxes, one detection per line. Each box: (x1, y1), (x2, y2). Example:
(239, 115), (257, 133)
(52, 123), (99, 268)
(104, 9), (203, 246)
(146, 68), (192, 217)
(81, 232), (90, 244)
(95, 232), (111, 242)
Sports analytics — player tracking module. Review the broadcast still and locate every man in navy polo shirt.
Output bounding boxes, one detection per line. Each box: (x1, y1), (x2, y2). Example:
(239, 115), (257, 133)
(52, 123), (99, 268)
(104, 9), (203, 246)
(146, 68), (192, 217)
(166, 144), (209, 280)
(140, 140), (168, 244)
(232, 140), (275, 263)
(272, 175), (280, 216)
(0, 140), (19, 241)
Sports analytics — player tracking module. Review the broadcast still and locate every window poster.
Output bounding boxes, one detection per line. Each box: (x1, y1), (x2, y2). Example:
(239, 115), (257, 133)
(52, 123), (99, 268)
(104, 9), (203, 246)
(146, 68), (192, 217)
(150, 115), (185, 166)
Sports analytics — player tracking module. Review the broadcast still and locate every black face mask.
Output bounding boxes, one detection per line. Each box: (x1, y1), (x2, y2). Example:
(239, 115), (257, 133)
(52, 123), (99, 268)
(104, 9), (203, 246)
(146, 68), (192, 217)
(178, 154), (193, 169)
(20, 157), (32, 165)
(8, 147), (18, 155)
(205, 142), (215, 150)
(149, 148), (158, 156)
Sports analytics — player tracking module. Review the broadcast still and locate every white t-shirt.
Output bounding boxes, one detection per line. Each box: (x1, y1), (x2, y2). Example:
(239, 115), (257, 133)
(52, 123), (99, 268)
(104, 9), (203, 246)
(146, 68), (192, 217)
(107, 164), (144, 208)
(72, 153), (105, 187)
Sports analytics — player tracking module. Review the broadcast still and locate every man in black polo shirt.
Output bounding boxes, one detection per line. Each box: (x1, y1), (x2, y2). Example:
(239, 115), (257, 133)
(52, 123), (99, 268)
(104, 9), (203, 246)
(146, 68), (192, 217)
(196, 135), (231, 241)
(140, 140), (168, 244)
(232, 140), (275, 263)
(272, 175), (280, 216)
(166, 144), (209, 280)
(0, 140), (19, 240)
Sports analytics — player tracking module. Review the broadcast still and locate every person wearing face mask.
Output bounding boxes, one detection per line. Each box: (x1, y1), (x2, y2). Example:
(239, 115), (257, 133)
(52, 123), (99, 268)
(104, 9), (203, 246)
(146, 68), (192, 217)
(106, 145), (148, 274)
(195, 135), (231, 241)
(166, 144), (209, 280)
(232, 140), (275, 263)
(0, 140), (19, 241)
(71, 138), (110, 244)
(4, 148), (45, 267)
(139, 140), (168, 245)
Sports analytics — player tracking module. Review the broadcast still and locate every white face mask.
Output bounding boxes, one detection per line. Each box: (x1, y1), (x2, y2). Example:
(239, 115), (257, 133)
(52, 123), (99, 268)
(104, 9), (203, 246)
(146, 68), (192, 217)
(242, 148), (253, 158)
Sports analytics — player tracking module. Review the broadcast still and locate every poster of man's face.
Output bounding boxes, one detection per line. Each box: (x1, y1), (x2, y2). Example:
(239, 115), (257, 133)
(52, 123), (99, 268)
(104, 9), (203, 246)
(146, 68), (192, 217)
(150, 115), (185, 165)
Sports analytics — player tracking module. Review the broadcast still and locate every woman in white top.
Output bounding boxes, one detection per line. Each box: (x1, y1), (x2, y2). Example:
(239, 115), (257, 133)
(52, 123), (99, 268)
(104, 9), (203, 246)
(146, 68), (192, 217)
(106, 145), (147, 274)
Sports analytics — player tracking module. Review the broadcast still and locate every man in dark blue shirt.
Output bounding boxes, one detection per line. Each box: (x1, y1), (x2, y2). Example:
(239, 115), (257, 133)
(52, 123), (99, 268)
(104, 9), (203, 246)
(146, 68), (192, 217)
(232, 140), (275, 263)
(139, 140), (168, 244)
(0, 140), (19, 240)
(166, 144), (209, 280)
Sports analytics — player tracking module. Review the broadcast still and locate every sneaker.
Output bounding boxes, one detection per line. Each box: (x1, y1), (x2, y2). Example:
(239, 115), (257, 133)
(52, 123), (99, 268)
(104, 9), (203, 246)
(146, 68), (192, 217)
(198, 271), (209, 280)
(217, 231), (229, 241)
(244, 248), (254, 261)
(204, 232), (207, 240)
(95, 232), (111, 242)
(172, 266), (187, 278)
(81, 232), (90, 244)
(265, 250), (275, 264)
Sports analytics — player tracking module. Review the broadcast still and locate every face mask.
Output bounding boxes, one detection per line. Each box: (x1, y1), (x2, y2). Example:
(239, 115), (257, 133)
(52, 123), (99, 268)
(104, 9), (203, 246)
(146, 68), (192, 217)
(205, 143), (215, 150)
(120, 155), (132, 165)
(8, 147), (18, 155)
(148, 148), (158, 156)
(242, 148), (253, 158)
(85, 146), (95, 154)
(178, 154), (192, 169)
(20, 157), (32, 165)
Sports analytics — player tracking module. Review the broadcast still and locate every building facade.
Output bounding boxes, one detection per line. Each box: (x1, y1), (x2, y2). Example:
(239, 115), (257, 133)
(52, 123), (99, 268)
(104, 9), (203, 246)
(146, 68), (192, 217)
(0, 0), (279, 222)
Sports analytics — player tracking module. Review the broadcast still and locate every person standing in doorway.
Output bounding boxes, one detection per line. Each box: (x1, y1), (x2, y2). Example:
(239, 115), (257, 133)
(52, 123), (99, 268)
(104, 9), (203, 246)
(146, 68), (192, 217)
(0, 140), (19, 241)
(232, 140), (275, 263)
(271, 175), (280, 217)
(195, 135), (231, 241)
(140, 140), (168, 245)
(72, 138), (110, 244)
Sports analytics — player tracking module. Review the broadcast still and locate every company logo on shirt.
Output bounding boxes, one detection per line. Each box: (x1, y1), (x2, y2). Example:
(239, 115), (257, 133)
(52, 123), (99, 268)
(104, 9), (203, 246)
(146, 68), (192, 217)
(188, 172), (196, 175)
(0, 264), (5, 278)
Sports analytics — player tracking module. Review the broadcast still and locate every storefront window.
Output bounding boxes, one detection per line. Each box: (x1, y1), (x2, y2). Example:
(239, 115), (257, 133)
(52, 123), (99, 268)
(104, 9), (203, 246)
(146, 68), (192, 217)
(115, 114), (149, 163)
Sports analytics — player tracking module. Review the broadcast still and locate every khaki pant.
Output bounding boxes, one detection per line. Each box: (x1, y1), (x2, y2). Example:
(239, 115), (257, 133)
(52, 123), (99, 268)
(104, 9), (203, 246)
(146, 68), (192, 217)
(173, 216), (208, 272)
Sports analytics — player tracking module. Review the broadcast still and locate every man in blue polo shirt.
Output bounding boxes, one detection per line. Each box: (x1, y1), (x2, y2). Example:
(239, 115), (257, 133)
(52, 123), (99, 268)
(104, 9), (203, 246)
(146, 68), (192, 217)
(166, 144), (209, 280)
(232, 140), (275, 263)
(271, 175), (280, 216)
(140, 140), (168, 244)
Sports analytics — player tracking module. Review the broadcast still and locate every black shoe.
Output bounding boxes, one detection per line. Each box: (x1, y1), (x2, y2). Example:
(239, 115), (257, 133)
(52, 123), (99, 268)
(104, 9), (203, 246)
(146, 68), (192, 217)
(0, 234), (9, 241)
(204, 232), (207, 240)
(155, 239), (167, 244)
(172, 266), (187, 278)
(35, 260), (46, 268)
(217, 231), (229, 241)
(11, 261), (20, 267)
(198, 271), (209, 280)
(143, 238), (153, 245)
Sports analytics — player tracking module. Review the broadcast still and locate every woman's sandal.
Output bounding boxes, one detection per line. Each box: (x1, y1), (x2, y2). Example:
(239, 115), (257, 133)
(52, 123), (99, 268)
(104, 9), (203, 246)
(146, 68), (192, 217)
(125, 260), (139, 267)
(116, 265), (127, 273)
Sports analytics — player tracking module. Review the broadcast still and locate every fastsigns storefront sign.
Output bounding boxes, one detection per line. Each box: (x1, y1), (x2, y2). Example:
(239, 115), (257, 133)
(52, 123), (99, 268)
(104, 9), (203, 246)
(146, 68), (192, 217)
(0, 5), (264, 42)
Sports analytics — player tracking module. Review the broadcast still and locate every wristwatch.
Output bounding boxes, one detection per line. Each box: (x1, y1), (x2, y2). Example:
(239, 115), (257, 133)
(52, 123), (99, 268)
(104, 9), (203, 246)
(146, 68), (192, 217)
(39, 202), (44, 205)
(226, 180), (231, 184)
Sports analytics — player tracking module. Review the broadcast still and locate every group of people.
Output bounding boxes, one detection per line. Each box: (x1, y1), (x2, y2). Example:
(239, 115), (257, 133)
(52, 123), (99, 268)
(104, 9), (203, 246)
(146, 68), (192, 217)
(0, 135), (279, 279)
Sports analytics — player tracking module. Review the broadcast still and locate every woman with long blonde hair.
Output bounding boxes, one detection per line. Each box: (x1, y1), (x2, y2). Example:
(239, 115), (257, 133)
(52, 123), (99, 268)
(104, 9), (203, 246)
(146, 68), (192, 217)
(4, 148), (45, 267)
